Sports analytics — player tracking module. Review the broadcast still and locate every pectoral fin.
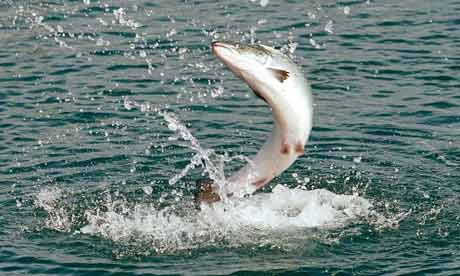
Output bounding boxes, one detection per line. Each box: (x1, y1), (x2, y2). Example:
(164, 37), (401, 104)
(268, 68), (290, 83)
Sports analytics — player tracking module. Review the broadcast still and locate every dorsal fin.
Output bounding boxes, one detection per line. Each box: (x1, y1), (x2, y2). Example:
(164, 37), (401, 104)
(268, 68), (290, 83)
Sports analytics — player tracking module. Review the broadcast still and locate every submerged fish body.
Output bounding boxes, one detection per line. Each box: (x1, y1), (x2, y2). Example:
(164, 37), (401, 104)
(211, 41), (314, 198)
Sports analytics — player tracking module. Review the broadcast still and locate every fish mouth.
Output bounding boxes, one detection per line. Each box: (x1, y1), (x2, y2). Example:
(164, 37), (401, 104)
(211, 41), (241, 69)
(211, 41), (223, 48)
(211, 41), (237, 54)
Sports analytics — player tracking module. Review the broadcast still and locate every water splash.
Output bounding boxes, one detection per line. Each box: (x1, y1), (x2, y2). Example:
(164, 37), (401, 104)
(27, 98), (400, 255)
(122, 97), (253, 196)
(78, 184), (376, 254)
(160, 111), (254, 200)
(28, 101), (405, 256)
(35, 187), (73, 232)
(113, 8), (141, 29)
(18, 0), (398, 252)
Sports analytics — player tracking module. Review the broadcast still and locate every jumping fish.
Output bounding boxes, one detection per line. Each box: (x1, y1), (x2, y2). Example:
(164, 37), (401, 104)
(196, 41), (313, 204)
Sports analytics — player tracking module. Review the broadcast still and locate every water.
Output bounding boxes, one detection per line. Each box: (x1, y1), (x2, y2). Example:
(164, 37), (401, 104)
(1, 0), (459, 275)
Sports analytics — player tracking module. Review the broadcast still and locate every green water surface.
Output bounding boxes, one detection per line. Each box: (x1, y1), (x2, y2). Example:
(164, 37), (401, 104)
(1, 0), (459, 275)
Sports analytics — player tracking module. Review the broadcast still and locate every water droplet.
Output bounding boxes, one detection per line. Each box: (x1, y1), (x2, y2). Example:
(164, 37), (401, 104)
(309, 38), (321, 49)
(260, 0), (269, 7)
(325, 20), (334, 34)
(96, 38), (104, 46)
(123, 97), (132, 110)
(257, 19), (267, 25)
(142, 186), (153, 195)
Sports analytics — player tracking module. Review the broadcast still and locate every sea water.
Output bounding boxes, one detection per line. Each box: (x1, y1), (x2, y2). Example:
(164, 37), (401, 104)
(1, 0), (459, 275)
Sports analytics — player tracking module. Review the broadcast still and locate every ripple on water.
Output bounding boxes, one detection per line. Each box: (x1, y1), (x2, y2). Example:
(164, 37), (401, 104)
(0, 0), (459, 274)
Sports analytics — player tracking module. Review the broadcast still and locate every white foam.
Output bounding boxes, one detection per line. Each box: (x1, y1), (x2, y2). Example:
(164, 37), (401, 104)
(79, 185), (372, 252)
(36, 187), (63, 208)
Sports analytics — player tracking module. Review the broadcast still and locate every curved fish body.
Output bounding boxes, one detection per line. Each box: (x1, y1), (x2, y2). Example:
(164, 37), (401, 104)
(211, 41), (313, 199)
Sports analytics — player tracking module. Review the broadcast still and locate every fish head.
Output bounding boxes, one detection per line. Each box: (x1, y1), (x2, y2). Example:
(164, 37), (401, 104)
(212, 41), (270, 70)
(212, 41), (295, 87)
